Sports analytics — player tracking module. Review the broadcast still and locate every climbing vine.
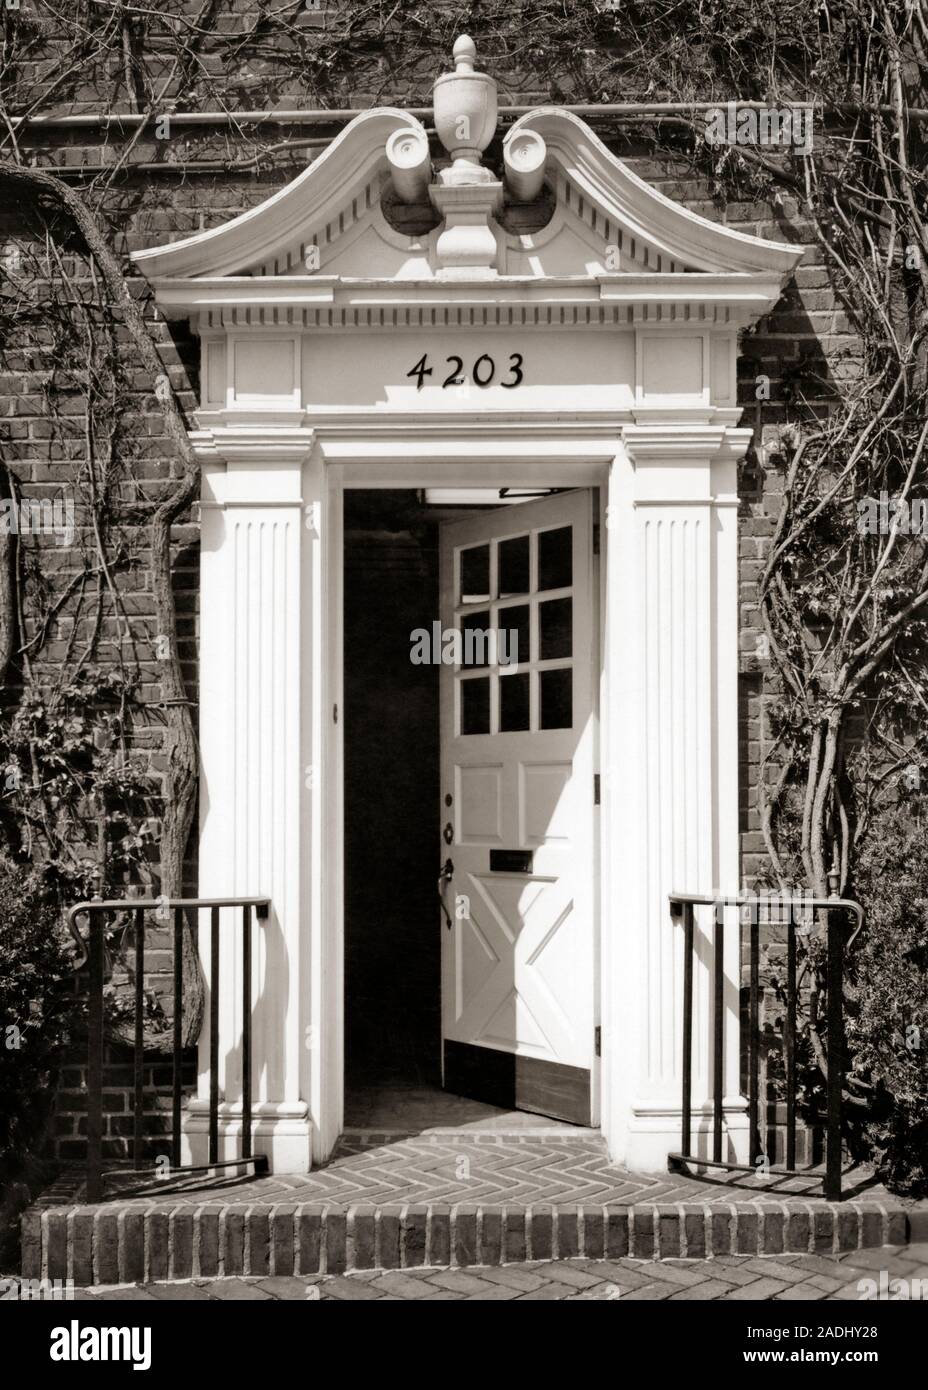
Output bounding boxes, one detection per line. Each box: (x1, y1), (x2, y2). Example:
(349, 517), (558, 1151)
(0, 184), (202, 1045)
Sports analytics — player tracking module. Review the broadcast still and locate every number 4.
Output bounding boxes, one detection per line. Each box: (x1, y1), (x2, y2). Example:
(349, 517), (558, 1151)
(407, 354), (432, 390)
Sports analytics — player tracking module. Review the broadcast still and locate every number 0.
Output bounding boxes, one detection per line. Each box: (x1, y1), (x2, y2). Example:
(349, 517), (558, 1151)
(473, 354), (495, 386)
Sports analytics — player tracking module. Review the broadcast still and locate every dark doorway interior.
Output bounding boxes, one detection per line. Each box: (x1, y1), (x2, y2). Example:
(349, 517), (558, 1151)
(343, 491), (441, 1089)
(342, 487), (597, 1134)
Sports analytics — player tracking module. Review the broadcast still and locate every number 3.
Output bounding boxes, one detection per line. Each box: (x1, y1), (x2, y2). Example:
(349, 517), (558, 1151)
(501, 353), (524, 388)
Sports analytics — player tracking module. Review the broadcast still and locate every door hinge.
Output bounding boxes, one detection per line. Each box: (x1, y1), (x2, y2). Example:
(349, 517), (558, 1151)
(593, 773), (600, 805)
(333, 703), (338, 724)
(592, 522), (601, 555)
(595, 1025), (601, 1057)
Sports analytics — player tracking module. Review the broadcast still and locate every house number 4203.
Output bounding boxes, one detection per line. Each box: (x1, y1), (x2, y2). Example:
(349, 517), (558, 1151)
(406, 352), (524, 390)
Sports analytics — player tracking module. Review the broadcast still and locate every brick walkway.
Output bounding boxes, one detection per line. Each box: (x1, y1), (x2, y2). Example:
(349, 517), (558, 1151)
(40, 1243), (928, 1301)
(50, 1132), (891, 1208)
(27, 1128), (927, 1284)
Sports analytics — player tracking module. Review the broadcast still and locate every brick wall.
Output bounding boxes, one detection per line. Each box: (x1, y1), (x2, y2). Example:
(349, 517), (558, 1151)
(53, 1047), (197, 1165)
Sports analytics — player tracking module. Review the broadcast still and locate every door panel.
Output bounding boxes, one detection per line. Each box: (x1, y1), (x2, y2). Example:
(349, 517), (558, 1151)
(439, 489), (598, 1125)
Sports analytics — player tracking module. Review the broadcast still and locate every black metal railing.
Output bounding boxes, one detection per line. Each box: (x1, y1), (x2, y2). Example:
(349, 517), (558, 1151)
(68, 895), (270, 1202)
(667, 890), (863, 1201)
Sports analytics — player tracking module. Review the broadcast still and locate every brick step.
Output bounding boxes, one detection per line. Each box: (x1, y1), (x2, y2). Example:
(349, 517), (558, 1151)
(23, 1199), (925, 1287)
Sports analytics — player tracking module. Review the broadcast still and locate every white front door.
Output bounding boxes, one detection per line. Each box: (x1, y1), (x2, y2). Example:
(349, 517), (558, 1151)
(438, 489), (598, 1125)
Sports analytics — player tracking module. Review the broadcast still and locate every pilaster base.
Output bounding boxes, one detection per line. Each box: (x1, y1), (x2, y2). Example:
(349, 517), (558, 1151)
(622, 1098), (750, 1173)
(182, 1100), (313, 1174)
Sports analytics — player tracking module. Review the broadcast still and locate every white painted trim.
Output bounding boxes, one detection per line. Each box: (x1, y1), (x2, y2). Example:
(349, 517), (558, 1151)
(190, 407), (758, 1174)
(322, 455), (612, 1162)
(149, 273), (789, 327)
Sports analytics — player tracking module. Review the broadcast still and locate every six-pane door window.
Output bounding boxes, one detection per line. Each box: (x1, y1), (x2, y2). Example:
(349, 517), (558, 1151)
(456, 524), (573, 735)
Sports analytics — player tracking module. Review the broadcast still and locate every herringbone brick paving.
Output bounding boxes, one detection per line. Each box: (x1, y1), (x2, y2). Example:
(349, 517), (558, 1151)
(30, 1243), (928, 1301)
(28, 1122), (926, 1284)
(61, 1132), (890, 1208)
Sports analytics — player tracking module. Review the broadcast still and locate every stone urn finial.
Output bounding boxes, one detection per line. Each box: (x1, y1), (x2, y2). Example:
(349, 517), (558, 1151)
(433, 34), (498, 185)
(452, 33), (477, 73)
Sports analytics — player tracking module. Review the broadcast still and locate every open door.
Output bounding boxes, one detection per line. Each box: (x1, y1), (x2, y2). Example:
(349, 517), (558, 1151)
(438, 489), (598, 1125)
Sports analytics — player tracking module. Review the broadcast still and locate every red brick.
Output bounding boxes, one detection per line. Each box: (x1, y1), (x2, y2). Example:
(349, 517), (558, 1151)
(71, 1211), (94, 1286)
(427, 1205), (451, 1268)
(121, 1212), (145, 1284)
(197, 1207), (220, 1277)
(221, 1208), (245, 1276)
(452, 1204), (477, 1267)
(479, 1207), (502, 1265)
(529, 1205), (554, 1261)
(605, 1207), (629, 1259)
(400, 1208), (426, 1268)
(631, 1208), (655, 1259)
(171, 1211), (194, 1278)
(247, 1209), (270, 1276)
(94, 1212), (119, 1284)
(298, 1207), (322, 1274)
(346, 1204), (375, 1270)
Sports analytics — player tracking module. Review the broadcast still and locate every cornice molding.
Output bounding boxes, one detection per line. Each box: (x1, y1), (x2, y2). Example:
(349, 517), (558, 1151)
(622, 422), (754, 460)
(190, 425), (316, 466)
(153, 272), (784, 328)
(190, 409), (751, 452)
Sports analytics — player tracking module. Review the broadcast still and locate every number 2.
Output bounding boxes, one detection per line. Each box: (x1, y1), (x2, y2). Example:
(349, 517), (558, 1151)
(442, 356), (464, 387)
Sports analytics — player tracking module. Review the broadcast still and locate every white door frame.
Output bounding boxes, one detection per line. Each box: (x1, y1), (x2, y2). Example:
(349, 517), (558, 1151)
(183, 413), (751, 1176)
(320, 450), (610, 1162)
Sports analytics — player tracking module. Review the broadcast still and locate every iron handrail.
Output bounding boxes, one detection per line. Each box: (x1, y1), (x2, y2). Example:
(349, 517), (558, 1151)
(71, 895), (270, 1202)
(67, 895), (270, 967)
(667, 890), (864, 1201)
(668, 891), (864, 948)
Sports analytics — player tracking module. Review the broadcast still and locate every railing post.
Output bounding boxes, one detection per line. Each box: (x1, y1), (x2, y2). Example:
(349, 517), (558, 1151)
(133, 907), (145, 1170)
(172, 906), (184, 1172)
(209, 905), (220, 1167)
(825, 903), (844, 1201)
(748, 904), (760, 1166)
(712, 902), (724, 1164)
(786, 913), (797, 1171)
(242, 903), (252, 1161)
(681, 901), (694, 1158)
(86, 908), (104, 1203)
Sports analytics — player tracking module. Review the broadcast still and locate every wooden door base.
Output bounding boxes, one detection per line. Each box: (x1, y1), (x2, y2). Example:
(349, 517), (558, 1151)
(443, 1040), (591, 1126)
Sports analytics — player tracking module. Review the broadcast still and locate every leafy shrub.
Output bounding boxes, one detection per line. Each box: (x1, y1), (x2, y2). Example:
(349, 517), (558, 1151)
(0, 856), (74, 1253)
(848, 806), (928, 1196)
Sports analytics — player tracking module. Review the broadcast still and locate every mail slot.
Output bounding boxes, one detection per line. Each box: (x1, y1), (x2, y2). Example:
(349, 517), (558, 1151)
(489, 849), (533, 873)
